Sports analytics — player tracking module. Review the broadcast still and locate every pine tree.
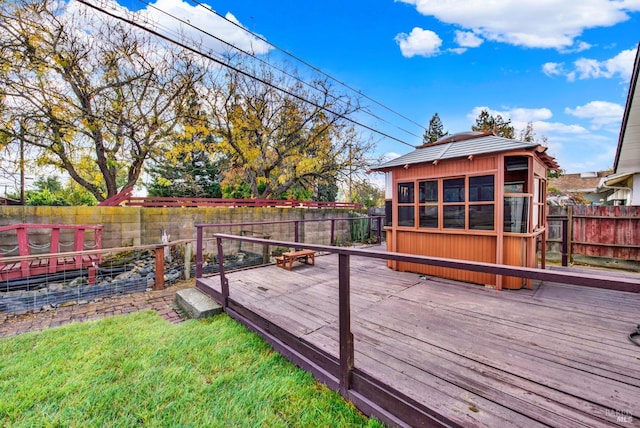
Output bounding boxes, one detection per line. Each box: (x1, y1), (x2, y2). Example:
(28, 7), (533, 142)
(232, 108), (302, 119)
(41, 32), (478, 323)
(422, 113), (447, 144)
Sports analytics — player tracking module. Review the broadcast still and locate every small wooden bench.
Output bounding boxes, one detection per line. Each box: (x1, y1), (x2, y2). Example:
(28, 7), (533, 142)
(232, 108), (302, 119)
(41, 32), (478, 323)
(275, 249), (316, 270)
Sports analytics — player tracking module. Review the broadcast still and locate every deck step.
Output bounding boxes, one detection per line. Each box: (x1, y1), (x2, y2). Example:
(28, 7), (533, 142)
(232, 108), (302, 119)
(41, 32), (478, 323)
(175, 288), (223, 319)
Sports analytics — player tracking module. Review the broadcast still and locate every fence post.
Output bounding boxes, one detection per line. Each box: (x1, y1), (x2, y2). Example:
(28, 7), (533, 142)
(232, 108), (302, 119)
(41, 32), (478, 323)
(561, 218), (568, 267)
(216, 237), (229, 306)
(338, 253), (354, 396)
(330, 219), (335, 246)
(196, 226), (203, 278)
(184, 242), (192, 280)
(154, 245), (165, 290)
(567, 205), (573, 265)
(376, 216), (382, 245)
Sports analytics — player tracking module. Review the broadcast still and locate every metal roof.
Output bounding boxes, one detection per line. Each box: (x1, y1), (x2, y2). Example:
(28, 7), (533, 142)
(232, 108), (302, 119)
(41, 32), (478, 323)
(373, 134), (543, 170)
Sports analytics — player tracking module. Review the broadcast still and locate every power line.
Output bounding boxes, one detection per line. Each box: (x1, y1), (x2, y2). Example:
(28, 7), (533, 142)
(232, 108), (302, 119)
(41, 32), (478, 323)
(133, 0), (422, 141)
(186, 0), (428, 135)
(75, 0), (417, 148)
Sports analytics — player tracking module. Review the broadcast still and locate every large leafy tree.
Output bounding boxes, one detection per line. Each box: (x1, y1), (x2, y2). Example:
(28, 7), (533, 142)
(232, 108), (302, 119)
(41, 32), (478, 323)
(203, 61), (376, 200)
(471, 109), (515, 139)
(422, 112), (447, 144)
(0, 0), (207, 201)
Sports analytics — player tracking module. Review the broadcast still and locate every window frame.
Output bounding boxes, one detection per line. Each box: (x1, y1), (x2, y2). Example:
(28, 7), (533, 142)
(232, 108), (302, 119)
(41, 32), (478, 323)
(397, 174), (496, 232)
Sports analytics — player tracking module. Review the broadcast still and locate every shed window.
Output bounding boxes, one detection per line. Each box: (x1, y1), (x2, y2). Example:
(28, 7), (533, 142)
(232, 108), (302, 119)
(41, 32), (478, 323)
(469, 175), (495, 230)
(419, 181), (438, 228)
(443, 178), (465, 202)
(443, 205), (465, 229)
(469, 175), (494, 202)
(397, 183), (415, 227)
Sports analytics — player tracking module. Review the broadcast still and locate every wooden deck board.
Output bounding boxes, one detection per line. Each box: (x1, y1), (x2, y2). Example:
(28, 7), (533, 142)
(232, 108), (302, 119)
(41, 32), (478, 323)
(198, 253), (640, 426)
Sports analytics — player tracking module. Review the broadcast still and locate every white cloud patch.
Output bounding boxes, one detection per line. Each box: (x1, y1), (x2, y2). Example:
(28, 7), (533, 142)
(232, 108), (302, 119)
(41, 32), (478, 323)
(467, 106), (554, 125)
(94, 0), (272, 55)
(397, 0), (640, 50)
(565, 101), (624, 129)
(454, 30), (483, 48)
(542, 62), (566, 77)
(542, 47), (637, 81)
(395, 27), (443, 58)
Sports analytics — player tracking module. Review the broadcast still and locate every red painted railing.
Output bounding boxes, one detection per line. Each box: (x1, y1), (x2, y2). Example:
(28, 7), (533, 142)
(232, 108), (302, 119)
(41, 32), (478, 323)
(98, 187), (362, 209)
(0, 224), (102, 282)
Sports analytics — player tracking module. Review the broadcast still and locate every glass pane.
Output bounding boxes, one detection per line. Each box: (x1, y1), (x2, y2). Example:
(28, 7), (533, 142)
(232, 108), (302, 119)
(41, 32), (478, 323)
(504, 182), (524, 193)
(398, 183), (414, 204)
(443, 178), (465, 202)
(443, 205), (465, 229)
(419, 181), (438, 203)
(398, 206), (415, 227)
(504, 196), (529, 233)
(469, 205), (494, 230)
(419, 205), (438, 228)
(469, 175), (494, 202)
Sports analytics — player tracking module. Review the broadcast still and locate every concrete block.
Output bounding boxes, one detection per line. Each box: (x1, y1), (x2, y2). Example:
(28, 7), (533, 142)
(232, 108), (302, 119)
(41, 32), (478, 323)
(175, 288), (223, 319)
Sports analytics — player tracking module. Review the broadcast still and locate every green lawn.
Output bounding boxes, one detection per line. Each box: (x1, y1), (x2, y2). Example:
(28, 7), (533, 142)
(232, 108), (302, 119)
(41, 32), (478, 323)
(0, 311), (382, 427)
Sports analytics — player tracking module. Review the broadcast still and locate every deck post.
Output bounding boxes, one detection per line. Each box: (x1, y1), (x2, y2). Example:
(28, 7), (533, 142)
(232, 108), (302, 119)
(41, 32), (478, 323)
(196, 226), (203, 279)
(154, 245), (165, 290)
(217, 237), (229, 306)
(338, 252), (354, 396)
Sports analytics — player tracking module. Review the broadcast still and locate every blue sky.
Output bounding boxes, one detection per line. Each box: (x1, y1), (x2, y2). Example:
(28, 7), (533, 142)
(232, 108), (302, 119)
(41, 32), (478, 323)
(109, 0), (639, 174)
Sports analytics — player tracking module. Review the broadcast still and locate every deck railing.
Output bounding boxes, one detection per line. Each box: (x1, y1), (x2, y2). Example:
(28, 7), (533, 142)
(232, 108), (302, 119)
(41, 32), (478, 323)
(194, 224), (640, 427)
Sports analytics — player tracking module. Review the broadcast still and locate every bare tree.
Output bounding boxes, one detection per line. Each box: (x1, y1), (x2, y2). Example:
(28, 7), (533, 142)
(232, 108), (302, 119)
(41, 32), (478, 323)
(0, 0), (207, 200)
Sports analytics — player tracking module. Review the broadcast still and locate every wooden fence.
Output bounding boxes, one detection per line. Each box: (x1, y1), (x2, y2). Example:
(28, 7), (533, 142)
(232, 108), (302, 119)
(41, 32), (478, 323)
(547, 205), (640, 269)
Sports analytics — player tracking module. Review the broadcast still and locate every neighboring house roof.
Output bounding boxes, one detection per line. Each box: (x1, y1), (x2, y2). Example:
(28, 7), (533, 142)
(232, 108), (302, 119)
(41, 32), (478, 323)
(613, 42), (640, 174)
(549, 170), (613, 193)
(373, 131), (559, 171)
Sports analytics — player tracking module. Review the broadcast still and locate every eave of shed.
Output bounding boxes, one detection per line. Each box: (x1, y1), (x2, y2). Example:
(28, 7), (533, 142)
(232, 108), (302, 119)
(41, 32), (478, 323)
(372, 134), (556, 171)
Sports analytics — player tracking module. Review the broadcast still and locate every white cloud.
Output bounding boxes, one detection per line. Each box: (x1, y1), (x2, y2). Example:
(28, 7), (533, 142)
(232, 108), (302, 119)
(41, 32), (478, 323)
(467, 106), (553, 124)
(565, 101), (624, 129)
(542, 62), (566, 77)
(395, 27), (442, 58)
(542, 47), (637, 81)
(574, 48), (637, 80)
(397, 0), (640, 50)
(454, 30), (483, 48)
(95, 0), (273, 56)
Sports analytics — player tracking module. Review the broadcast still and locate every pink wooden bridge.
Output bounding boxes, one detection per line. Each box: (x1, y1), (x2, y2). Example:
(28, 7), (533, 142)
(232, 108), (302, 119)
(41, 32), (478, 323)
(0, 224), (102, 283)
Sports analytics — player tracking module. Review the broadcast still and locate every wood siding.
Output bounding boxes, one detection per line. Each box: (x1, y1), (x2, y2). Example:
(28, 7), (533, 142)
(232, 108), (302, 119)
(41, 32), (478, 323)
(393, 231), (497, 285)
(394, 155), (497, 181)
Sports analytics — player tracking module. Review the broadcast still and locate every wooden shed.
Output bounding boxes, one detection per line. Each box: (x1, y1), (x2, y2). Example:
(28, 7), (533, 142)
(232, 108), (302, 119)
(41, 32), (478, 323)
(372, 131), (559, 290)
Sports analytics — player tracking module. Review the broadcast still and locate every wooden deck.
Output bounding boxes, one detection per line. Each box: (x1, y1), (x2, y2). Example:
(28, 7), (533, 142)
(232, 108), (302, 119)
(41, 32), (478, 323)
(198, 253), (640, 427)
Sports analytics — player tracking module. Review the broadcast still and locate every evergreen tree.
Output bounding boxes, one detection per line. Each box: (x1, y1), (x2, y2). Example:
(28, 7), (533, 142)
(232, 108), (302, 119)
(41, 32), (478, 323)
(422, 113), (447, 144)
(147, 151), (223, 198)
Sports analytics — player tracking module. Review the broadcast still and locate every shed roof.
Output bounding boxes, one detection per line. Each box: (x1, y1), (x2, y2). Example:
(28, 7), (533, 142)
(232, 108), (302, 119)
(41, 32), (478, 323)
(372, 132), (559, 171)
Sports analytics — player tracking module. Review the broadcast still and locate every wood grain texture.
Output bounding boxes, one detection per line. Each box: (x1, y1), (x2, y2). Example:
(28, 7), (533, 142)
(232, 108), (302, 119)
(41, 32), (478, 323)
(198, 252), (640, 427)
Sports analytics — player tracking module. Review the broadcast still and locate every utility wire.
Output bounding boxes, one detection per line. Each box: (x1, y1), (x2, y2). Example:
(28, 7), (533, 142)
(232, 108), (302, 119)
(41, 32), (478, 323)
(135, 0), (423, 141)
(186, 0), (428, 134)
(135, 0), (402, 133)
(75, 0), (417, 148)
